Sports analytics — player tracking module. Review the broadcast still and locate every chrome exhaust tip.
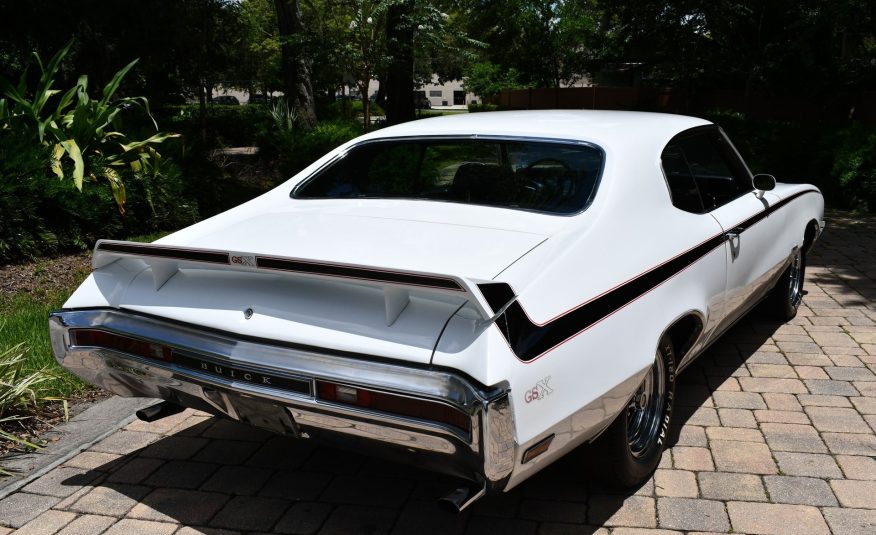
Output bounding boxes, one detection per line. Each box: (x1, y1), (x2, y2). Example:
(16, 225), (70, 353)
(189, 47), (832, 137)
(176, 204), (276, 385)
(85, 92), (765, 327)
(438, 484), (486, 513)
(136, 401), (185, 423)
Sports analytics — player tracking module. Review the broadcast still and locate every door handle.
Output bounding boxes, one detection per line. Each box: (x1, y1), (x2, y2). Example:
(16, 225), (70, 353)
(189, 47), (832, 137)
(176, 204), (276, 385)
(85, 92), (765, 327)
(725, 227), (744, 259)
(725, 227), (744, 240)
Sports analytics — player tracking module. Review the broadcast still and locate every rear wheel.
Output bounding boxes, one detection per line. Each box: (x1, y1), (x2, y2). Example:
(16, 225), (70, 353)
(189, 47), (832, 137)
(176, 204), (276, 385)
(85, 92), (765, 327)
(589, 335), (676, 488)
(767, 248), (805, 320)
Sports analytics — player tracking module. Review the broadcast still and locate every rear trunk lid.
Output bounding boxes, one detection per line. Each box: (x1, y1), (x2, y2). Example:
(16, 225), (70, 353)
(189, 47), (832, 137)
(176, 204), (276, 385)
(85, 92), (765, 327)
(72, 211), (547, 364)
(172, 211), (547, 281)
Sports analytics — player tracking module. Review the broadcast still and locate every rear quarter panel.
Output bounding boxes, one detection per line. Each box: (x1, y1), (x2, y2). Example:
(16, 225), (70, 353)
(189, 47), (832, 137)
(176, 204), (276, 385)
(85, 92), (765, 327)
(433, 149), (729, 487)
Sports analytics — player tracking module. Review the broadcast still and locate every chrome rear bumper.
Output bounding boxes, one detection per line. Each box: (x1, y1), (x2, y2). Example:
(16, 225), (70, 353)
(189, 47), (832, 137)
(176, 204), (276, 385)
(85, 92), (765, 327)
(49, 309), (516, 490)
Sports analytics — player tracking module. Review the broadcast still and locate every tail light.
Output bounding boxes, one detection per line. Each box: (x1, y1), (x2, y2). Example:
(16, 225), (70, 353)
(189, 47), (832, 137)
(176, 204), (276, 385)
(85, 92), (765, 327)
(70, 329), (172, 362)
(317, 380), (471, 434)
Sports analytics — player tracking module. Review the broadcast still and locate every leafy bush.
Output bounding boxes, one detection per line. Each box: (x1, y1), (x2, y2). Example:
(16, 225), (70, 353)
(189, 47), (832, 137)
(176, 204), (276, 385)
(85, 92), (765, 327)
(124, 157), (200, 235)
(467, 103), (501, 113)
(319, 100), (386, 121)
(462, 61), (531, 101)
(0, 128), (191, 263)
(161, 104), (272, 148)
(0, 342), (60, 450)
(0, 42), (196, 263)
(0, 40), (178, 214)
(270, 99), (297, 135)
(0, 133), (56, 260)
(259, 120), (361, 178)
(827, 125), (876, 213)
(706, 111), (876, 213)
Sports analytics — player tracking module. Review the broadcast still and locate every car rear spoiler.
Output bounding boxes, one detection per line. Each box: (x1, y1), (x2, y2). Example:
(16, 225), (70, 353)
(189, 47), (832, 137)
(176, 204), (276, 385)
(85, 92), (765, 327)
(93, 240), (514, 325)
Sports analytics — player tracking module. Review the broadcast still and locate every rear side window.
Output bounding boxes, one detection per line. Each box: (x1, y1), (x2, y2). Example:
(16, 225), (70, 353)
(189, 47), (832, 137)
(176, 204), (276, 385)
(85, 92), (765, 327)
(662, 144), (705, 213)
(294, 138), (604, 214)
(661, 129), (752, 213)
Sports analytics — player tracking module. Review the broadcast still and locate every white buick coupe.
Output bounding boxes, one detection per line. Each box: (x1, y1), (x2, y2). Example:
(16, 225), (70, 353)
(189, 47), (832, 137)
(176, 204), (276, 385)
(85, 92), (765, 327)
(50, 111), (824, 510)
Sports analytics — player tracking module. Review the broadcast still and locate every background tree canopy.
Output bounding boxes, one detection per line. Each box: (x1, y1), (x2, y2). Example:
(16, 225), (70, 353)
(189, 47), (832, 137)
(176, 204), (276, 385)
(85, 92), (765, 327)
(0, 0), (875, 266)
(1, 0), (873, 115)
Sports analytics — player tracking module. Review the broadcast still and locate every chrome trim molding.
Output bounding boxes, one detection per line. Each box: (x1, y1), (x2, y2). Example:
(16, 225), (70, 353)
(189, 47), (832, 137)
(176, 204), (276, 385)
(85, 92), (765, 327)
(49, 308), (516, 489)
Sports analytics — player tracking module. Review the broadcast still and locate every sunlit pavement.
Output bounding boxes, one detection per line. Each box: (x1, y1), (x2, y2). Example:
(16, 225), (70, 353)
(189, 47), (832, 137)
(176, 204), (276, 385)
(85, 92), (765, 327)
(1, 212), (875, 535)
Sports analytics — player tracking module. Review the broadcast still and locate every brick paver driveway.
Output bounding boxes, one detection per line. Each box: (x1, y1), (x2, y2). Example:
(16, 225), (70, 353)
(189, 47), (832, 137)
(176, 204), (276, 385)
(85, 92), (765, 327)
(2, 213), (875, 535)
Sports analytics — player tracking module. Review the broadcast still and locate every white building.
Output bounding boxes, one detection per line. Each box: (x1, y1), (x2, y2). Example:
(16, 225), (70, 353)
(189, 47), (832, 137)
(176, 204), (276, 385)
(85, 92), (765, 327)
(415, 76), (476, 109)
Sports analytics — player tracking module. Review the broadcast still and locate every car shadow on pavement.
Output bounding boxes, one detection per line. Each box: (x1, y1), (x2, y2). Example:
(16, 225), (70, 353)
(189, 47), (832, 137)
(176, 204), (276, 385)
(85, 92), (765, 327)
(56, 415), (615, 533)
(664, 310), (785, 449)
(52, 311), (794, 534)
(805, 214), (876, 308)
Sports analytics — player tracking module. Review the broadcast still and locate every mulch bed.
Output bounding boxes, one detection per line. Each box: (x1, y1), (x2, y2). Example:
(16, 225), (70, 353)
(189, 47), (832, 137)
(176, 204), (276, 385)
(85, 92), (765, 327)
(0, 252), (92, 303)
(1, 390), (113, 457)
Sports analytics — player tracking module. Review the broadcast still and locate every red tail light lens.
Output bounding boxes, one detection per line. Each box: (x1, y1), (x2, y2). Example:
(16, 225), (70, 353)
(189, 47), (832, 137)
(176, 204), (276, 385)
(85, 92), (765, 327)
(70, 329), (172, 362)
(316, 380), (471, 434)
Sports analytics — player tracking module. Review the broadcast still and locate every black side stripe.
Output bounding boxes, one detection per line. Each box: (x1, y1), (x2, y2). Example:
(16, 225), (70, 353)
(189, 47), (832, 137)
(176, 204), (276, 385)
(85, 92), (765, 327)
(484, 189), (819, 362)
(479, 282), (517, 314)
(96, 242), (230, 264)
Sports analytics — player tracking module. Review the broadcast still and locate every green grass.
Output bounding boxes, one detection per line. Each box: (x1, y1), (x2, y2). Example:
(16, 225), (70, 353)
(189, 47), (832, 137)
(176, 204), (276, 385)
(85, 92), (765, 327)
(0, 280), (91, 403)
(0, 231), (173, 411)
(128, 230), (172, 244)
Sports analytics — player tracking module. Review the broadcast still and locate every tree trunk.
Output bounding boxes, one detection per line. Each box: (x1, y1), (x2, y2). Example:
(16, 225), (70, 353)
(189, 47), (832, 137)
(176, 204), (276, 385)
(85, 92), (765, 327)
(359, 77), (371, 132)
(198, 82), (208, 145)
(385, 1), (415, 126)
(274, 0), (317, 129)
(374, 74), (387, 108)
(361, 94), (371, 132)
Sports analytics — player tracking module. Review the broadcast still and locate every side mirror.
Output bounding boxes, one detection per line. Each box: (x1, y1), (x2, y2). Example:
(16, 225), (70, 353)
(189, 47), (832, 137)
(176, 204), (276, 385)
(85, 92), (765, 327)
(752, 174), (776, 199)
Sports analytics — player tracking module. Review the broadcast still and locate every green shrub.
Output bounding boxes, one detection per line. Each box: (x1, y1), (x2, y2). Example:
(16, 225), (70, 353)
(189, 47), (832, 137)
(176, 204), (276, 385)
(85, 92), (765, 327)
(467, 103), (500, 113)
(0, 131), (121, 262)
(319, 100), (386, 121)
(124, 157), (200, 235)
(705, 111), (876, 212)
(0, 133), (55, 261)
(0, 40), (178, 215)
(287, 121), (361, 176)
(462, 61), (531, 101)
(829, 125), (876, 213)
(0, 342), (65, 451)
(258, 120), (361, 178)
(161, 104), (272, 148)
(0, 343), (56, 418)
(0, 129), (198, 263)
(0, 41), (196, 263)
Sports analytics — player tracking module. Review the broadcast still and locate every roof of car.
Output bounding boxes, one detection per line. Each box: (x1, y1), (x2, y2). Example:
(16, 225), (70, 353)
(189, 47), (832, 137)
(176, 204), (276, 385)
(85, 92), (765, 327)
(364, 110), (712, 150)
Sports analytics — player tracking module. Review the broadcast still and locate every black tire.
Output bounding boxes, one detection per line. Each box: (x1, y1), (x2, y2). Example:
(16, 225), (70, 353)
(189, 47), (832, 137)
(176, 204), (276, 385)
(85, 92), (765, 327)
(767, 248), (805, 320)
(589, 334), (676, 488)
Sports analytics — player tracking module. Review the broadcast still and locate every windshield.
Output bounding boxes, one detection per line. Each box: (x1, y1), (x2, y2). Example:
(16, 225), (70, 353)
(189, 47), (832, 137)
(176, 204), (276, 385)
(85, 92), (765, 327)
(293, 138), (603, 214)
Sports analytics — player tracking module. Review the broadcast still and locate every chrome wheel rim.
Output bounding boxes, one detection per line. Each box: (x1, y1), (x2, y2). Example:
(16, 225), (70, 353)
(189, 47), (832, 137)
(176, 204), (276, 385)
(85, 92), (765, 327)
(788, 250), (803, 309)
(627, 351), (666, 458)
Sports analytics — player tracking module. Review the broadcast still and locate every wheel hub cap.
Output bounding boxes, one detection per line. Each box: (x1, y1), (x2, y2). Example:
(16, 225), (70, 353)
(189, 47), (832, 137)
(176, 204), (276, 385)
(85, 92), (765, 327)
(627, 350), (666, 458)
(788, 251), (803, 308)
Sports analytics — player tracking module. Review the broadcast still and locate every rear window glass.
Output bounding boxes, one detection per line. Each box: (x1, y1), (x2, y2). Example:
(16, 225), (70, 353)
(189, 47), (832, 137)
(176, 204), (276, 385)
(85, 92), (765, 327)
(293, 139), (604, 214)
